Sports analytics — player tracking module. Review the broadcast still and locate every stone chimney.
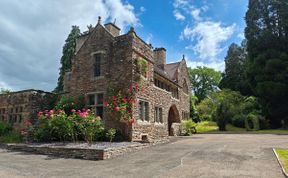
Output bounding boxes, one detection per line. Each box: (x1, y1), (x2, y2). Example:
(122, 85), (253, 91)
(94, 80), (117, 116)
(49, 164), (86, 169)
(154, 48), (166, 69)
(104, 23), (120, 36)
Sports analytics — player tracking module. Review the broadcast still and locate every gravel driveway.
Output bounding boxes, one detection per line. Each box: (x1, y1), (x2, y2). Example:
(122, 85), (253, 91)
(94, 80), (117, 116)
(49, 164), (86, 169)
(0, 134), (286, 178)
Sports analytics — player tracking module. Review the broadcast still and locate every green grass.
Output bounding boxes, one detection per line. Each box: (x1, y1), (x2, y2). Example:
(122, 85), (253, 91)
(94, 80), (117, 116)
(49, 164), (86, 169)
(195, 121), (218, 132)
(196, 121), (288, 134)
(0, 133), (23, 143)
(275, 149), (288, 173)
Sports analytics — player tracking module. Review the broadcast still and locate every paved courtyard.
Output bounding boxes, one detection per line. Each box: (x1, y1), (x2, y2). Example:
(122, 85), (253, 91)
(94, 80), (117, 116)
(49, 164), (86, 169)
(0, 134), (287, 178)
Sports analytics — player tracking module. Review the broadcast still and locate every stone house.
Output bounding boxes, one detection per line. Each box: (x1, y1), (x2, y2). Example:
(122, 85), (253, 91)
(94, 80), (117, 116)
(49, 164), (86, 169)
(63, 17), (191, 141)
(0, 90), (54, 131)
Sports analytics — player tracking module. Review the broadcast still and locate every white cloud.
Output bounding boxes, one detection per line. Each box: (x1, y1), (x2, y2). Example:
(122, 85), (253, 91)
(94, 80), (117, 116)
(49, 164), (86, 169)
(0, 0), (140, 91)
(187, 60), (224, 72)
(140, 6), (146, 13)
(182, 21), (235, 60)
(237, 32), (245, 40)
(174, 10), (186, 21)
(173, 0), (189, 8)
(191, 9), (202, 21)
(173, 0), (235, 63)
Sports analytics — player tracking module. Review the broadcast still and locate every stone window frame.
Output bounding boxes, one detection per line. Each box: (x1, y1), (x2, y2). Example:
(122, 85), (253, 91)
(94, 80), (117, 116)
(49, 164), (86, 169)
(138, 100), (149, 122)
(86, 91), (105, 119)
(154, 106), (163, 123)
(182, 79), (189, 95)
(90, 51), (106, 79)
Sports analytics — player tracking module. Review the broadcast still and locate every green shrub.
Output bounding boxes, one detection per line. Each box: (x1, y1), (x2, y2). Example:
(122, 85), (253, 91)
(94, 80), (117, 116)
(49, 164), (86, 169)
(245, 113), (260, 131)
(49, 112), (74, 141)
(55, 96), (85, 115)
(106, 128), (116, 142)
(215, 102), (231, 131)
(231, 114), (246, 128)
(0, 132), (22, 143)
(182, 120), (197, 135)
(32, 109), (105, 144)
(0, 121), (12, 136)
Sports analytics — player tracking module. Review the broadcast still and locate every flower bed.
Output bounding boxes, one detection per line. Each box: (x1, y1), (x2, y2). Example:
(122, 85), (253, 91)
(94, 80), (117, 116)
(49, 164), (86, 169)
(6, 140), (169, 160)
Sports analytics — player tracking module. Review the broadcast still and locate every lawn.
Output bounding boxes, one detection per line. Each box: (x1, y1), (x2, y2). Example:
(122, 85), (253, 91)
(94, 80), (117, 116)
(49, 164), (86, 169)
(196, 121), (288, 135)
(274, 149), (288, 174)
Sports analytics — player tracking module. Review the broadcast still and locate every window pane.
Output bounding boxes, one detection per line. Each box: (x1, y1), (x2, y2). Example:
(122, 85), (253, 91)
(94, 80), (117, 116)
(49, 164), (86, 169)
(97, 94), (103, 105)
(94, 54), (101, 77)
(96, 106), (103, 118)
(145, 102), (149, 121)
(88, 94), (95, 105)
(159, 108), (163, 123)
(139, 102), (143, 120)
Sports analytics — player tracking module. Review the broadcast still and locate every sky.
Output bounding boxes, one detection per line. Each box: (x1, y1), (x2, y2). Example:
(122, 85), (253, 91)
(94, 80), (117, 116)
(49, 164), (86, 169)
(0, 0), (248, 92)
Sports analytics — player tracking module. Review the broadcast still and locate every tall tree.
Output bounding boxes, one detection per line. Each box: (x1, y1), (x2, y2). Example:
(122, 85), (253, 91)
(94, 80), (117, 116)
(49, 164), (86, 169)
(54, 26), (81, 93)
(188, 66), (221, 103)
(245, 0), (288, 128)
(219, 41), (250, 95)
(0, 88), (11, 94)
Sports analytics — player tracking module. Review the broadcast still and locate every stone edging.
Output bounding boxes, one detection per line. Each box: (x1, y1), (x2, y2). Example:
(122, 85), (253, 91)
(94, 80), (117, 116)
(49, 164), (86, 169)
(273, 148), (288, 178)
(4, 139), (169, 161)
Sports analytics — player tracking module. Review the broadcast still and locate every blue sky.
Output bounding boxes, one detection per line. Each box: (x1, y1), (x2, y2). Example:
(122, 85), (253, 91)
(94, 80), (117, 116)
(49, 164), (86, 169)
(0, 0), (248, 91)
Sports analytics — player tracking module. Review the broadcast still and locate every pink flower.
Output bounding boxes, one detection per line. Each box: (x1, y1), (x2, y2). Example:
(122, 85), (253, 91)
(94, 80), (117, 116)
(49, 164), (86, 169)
(112, 96), (116, 99)
(37, 111), (43, 118)
(24, 120), (32, 127)
(45, 113), (49, 117)
(114, 107), (119, 111)
(20, 130), (28, 136)
(104, 101), (109, 107)
(122, 98), (127, 102)
(49, 109), (55, 114)
(71, 109), (76, 113)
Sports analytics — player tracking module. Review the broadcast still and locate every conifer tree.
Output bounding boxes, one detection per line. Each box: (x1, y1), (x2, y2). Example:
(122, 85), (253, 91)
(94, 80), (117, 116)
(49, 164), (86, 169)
(245, 0), (288, 127)
(54, 26), (81, 93)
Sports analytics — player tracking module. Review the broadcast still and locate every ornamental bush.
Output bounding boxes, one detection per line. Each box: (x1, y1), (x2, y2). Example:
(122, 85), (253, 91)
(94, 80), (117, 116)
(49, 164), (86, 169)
(245, 112), (260, 131)
(231, 114), (246, 128)
(182, 120), (197, 136)
(32, 109), (105, 143)
(104, 82), (143, 124)
(0, 121), (12, 136)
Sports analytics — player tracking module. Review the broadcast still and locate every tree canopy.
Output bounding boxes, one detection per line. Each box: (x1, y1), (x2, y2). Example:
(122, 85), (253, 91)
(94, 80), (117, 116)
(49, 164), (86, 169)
(0, 88), (11, 94)
(188, 66), (221, 103)
(219, 41), (250, 95)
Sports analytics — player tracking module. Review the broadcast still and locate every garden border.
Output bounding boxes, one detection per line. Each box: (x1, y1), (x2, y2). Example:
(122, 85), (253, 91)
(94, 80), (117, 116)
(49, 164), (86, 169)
(5, 139), (169, 160)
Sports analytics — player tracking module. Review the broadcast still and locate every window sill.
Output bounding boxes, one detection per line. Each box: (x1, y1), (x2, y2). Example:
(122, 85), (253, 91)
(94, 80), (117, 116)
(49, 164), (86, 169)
(154, 122), (165, 126)
(137, 120), (151, 125)
(93, 76), (104, 80)
(153, 85), (171, 94)
(171, 97), (180, 101)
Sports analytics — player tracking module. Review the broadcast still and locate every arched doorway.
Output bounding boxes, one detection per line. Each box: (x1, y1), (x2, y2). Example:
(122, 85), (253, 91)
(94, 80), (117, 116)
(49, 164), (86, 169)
(168, 105), (181, 136)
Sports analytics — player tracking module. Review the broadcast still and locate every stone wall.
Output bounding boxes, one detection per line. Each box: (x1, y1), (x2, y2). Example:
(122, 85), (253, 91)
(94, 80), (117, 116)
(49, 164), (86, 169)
(0, 90), (54, 131)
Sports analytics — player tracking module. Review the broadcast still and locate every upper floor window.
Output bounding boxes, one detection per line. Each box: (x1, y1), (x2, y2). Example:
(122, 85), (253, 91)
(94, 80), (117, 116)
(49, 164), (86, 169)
(139, 101), (149, 121)
(94, 53), (102, 77)
(155, 107), (163, 123)
(183, 79), (189, 94)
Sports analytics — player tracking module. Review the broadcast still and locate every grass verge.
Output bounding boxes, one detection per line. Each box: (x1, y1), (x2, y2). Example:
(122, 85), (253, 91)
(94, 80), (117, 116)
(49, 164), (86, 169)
(196, 121), (288, 134)
(274, 149), (288, 176)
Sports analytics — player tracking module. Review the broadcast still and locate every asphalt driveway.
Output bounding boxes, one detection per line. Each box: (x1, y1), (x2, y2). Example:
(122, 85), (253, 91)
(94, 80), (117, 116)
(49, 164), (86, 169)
(0, 134), (287, 178)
